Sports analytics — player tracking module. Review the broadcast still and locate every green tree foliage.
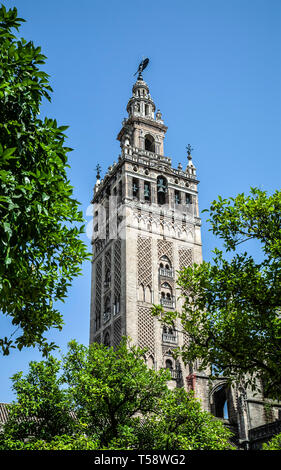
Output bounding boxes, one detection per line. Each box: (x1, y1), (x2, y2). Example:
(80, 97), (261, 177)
(62, 339), (171, 445)
(0, 5), (89, 355)
(2, 356), (76, 441)
(153, 188), (281, 401)
(263, 433), (281, 450)
(0, 339), (234, 450)
(109, 387), (234, 451)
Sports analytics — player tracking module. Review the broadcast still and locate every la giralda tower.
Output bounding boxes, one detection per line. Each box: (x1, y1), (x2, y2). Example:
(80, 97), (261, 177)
(89, 62), (281, 447)
(89, 62), (206, 398)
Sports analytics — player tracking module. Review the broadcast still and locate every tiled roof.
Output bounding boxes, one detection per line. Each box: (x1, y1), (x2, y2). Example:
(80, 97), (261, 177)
(0, 403), (10, 425)
(0, 403), (76, 426)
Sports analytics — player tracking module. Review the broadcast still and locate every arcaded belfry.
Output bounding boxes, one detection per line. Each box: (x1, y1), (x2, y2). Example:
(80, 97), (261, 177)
(89, 61), (281, 449)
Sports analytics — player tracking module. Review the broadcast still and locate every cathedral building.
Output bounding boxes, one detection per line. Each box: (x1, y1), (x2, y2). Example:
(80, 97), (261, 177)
(89, 67), (281, 449)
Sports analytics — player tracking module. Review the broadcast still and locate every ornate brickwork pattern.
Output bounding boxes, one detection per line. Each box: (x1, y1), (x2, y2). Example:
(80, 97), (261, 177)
(113, 317), (122, 348)
(137, 305), (155, 354)
(105, 248), (111, 274)
(162, 345), (176, 356)
(137, 236), (152, 287)
(183, 332), (189, 347)
(114, 239), (121, 298)
(157, 239), (173, 264)
(179, 248), (193, 269)
(95, 259), (102, 330)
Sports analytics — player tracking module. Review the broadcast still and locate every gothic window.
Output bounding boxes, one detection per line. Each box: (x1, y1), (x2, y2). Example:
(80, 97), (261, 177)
(163, 326), (177, 344)
(104, 332), (110, 348)
(145, 134), (155, 152)
(163, 325), (174, 335)
(104, 296), (111, 315)
(159, 255), (174, 278)
(160, 255), (171, 270)
(103, 295), (111, 324)
(104, 268), (111, 288)
(211, 384), (229, 420)
(157, 176), (168, 205)
(139, 283), (145, 301)
(132, 178), (139, 199)
(144, 285), (152, 303)
(160, 282), (174, 308)
(165, 359), (173, 371)
(186, 193), (192, 205)
(144, 181), (151, 202)
(113, 295), (120, 315)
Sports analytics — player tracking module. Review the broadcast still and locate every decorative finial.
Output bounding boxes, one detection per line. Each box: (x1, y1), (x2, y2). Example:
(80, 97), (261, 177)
(186, 144), (194, 159)
(134, 57), (149, 79)
(95, 164), (101, 180)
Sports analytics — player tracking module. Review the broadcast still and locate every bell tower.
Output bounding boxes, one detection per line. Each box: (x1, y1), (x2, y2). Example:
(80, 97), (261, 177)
(89, 64), (281, 447)
(90, 68), (204, 392)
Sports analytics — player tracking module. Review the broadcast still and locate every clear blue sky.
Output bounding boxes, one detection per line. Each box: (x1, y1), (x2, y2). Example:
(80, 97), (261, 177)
(1, 0), (280, 402)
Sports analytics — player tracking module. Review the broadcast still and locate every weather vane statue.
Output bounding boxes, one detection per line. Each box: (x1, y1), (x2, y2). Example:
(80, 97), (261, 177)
(95, 164), (101, 180)
(134, 57), (149, 79)
(186, 144), (194, 160)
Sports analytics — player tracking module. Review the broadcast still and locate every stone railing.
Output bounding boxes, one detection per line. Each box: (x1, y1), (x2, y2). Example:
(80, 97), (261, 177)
(249, 420), (281, 449)
(169, 369), (182, 380)
(160, 297), (175, 308)
(122, 146), (172, 166)
(162, 333), (178, 344)
(159, 268), (174, 279)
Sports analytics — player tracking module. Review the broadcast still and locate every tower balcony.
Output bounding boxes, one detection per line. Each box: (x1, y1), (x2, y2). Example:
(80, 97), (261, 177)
(162, 332), (178, 344)
(160, 296), (175, 309)
(121, 145), (172, 166)
(159, 267), (174, 279)
(169, 369), (182, 380)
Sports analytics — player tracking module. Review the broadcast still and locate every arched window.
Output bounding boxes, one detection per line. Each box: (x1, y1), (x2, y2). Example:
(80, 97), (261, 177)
(104, 296), (111, 314)
(132, 178), (139, 199)
(104, 269), (111, 288)
(160, 282), (174, 308)
(113, 295), (120, 315)
(163, 325), (177, 344)
(211, 384), (229, 420)
(145, 135), (155, 152)
(165, 359), (173, 370)
(157, 176), (168, 205)
(175, 190), (181, 205)
(145, 104), (149, 116)
(159, 255), (172, 272)
(144, 285), (152, 303)
(104, 332), (110, 347)
(161, 282), (172, 294)
(144, 181), (151, 202)
(139, 283), (145, 301)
